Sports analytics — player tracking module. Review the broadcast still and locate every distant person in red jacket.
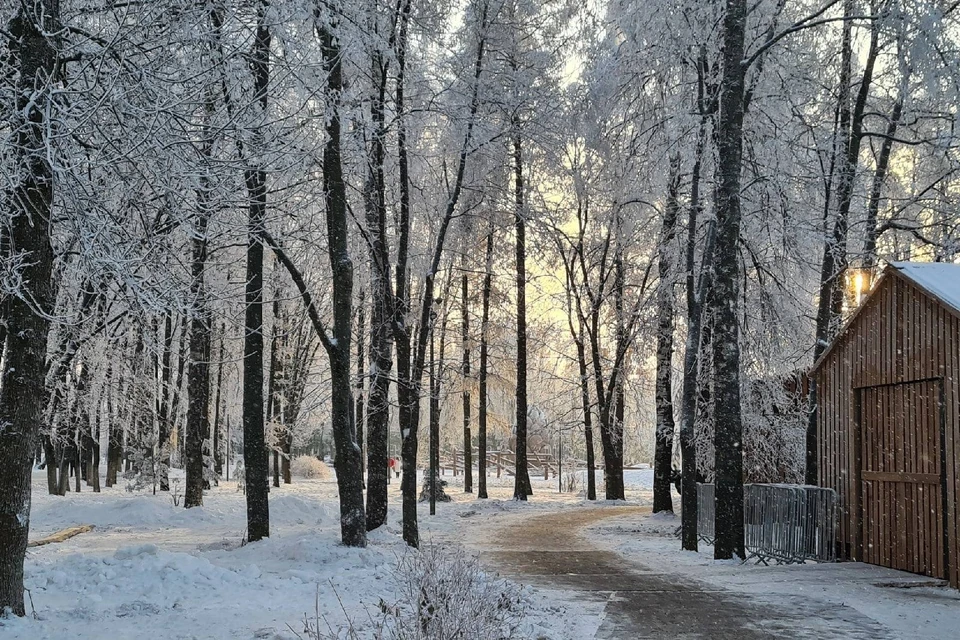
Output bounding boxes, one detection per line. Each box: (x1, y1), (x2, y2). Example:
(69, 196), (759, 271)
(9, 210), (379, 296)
(388, 457), (400, 479)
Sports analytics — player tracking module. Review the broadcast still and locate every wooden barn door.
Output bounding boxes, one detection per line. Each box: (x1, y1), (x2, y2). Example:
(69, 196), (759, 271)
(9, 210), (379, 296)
(858, 379), (948, 578)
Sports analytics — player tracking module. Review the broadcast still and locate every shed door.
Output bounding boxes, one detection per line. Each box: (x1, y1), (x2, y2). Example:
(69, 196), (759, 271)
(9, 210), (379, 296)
(859, 379), (947, 578)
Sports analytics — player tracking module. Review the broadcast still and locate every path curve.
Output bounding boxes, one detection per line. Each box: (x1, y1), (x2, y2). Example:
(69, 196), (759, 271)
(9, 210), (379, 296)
(475, 505), (891, 639)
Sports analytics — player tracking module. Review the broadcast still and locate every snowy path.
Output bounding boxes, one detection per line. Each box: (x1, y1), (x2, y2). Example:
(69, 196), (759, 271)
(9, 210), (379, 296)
(473, 506), (894, 639)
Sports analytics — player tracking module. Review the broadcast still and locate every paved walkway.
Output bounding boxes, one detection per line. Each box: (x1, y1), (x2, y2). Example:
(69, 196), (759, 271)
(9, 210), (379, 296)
(477, 506), (892, 639)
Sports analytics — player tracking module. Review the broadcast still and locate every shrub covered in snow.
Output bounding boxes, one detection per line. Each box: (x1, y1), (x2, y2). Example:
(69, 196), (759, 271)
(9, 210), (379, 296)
(294, 544), (527, 639)
(291, 455), (332, 480)
(385, 543), (526, 638)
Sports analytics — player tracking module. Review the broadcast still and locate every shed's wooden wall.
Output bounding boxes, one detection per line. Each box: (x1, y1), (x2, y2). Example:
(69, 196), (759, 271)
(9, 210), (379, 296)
(815, 272), (960, 586)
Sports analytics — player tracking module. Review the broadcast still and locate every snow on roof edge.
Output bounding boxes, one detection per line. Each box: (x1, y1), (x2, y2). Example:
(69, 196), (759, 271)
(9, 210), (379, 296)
(890, 261), (960, 314)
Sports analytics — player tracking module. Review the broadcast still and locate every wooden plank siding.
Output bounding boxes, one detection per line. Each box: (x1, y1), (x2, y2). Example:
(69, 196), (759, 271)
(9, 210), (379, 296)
(815, 270), (960, 587)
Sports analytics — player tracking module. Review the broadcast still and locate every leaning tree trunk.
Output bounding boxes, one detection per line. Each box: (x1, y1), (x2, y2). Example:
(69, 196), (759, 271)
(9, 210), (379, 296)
(711, 0), (747, 561)
(241, 0), (271, 542)
(513, 126), (532, 501)
(653, 157), (680, 514)
(0, 0), (57, 616)
(317, 7), (367, 547)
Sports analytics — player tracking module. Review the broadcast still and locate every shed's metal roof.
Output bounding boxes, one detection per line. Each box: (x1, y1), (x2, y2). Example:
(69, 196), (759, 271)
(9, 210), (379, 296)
(891, 261), (960, 313)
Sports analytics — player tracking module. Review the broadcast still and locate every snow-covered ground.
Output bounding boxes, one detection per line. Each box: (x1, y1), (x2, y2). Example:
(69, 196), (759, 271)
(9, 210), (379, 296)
(586, 510), (960, 639)
(16, 465), (952, 638)
(3, 467), (642, 640)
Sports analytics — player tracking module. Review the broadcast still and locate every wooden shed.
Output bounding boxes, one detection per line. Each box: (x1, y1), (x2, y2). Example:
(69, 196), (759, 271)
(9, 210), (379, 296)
(813, 261), (960, 586)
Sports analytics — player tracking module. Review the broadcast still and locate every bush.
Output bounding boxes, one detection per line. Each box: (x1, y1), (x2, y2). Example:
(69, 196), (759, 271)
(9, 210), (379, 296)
(291, 456), (333, 480)
(292, 544), (527, 639)
(385, 543), (526, 639)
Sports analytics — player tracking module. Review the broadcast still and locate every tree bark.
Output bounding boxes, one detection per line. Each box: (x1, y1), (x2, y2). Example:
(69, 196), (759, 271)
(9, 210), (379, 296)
(653, 156), (680, 514)
(395, 0), (488, 545)
(185, 162), (212, 508)
(212, 326), (225, 479)
(317, 4), (367, 547)
(363, 30), (395, 529)
(679, 79), (711, 549)
(809, 0), (878, 484)
(461, 271), (473, 494)
(105, 362), (120, 488)
(157, 312), (174, 491)
(354, 290), (365, 483)
(429, 315), (439, 516)
(242, 0), (272, 542)
(0, 1), (57, 615)
(268, 295), (282, 490)
(513, 126), (532, 501)
(712, 0), (747, 561)
(863, 85), (905, 269)
(575, 324), (596, 501)
(477, 229), (493, 499)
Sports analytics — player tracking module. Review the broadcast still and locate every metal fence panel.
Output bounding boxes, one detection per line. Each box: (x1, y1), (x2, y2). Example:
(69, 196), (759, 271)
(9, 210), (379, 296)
(696, 483), (837, 564)
(697, 482), (715, 545)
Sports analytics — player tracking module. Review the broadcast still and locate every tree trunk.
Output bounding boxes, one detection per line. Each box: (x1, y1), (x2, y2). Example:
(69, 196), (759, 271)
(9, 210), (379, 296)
(680, 88), (711, 548)
(363, 14), (396, 531)
(576, 330), (596, 501)
(185, 165), (212, 508)
(712, 0), (747, 561)
(268, 295), (282, 490)
(429, 320), (439, 516)
(242, 0), (271, 542)
(212, 326), (225, 479)
(0, 1), (57, 615)
(477, 229), (493, 499)
(317, 6), (367, 547)
(392, 0), (420, 546)
(653, 156), (680, 514)
(354, 290), (365, 484)
(461, 271), (473, 494)
(157, 312), (174, 491)
(809, 0), (878, 484)
(609, 227), (627, 502)
(395, 0), (488, 545)
(44, 435), (59, 494)
(90, 393), (102, 493)
(513, 127), (532, 501)
(863, 85), (905, 269)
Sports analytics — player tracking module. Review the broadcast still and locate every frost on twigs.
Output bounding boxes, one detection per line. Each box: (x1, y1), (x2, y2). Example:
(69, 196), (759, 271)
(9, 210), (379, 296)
(292, 545), (527, 639)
